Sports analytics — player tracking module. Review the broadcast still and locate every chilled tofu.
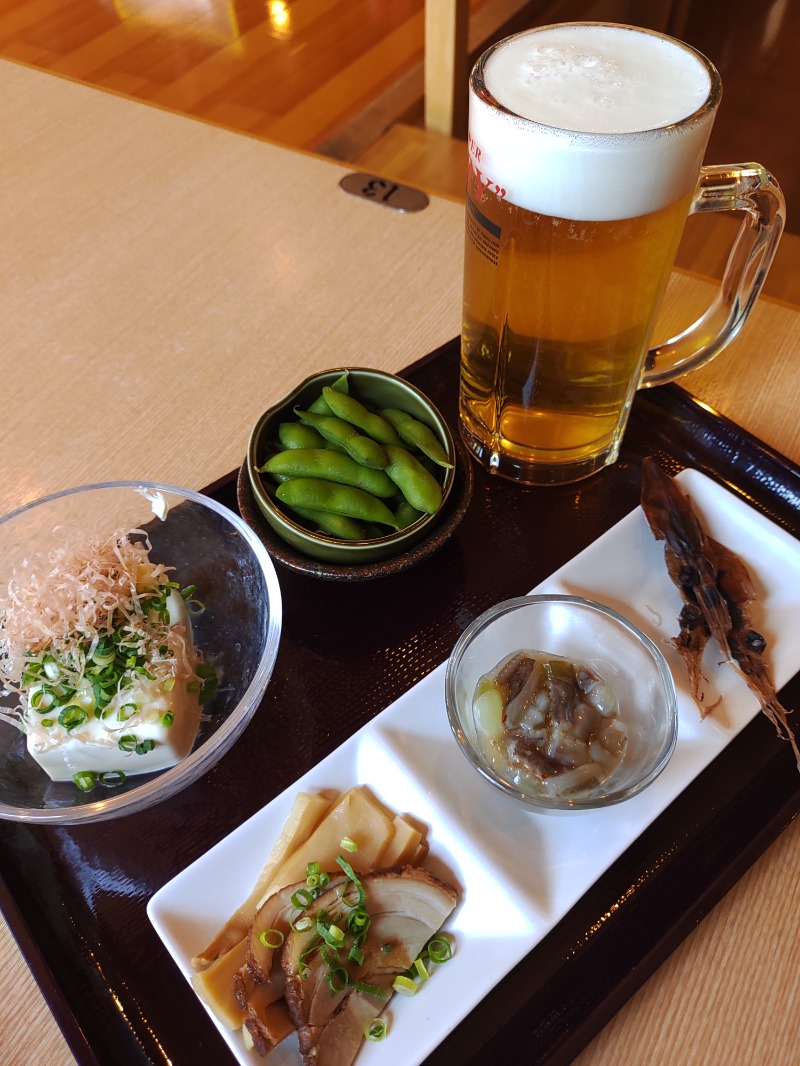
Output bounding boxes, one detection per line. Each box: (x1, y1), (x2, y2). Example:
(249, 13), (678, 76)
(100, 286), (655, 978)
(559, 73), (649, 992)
(22, 590), (202, 782)
(26, 671), (201, 781)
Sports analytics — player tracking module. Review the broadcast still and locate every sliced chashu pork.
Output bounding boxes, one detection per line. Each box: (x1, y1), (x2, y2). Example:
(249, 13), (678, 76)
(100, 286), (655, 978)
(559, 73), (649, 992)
(282, 866), (458, 1066)
(236, 877), (346, 1054)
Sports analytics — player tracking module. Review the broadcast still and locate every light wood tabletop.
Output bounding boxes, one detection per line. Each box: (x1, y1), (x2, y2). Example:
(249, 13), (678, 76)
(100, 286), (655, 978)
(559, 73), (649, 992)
(2, 58), (800, 1066)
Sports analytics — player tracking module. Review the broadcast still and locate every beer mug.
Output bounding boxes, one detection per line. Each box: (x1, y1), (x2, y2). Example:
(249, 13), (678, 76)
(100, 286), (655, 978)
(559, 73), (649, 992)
(460, 22), (785, 485)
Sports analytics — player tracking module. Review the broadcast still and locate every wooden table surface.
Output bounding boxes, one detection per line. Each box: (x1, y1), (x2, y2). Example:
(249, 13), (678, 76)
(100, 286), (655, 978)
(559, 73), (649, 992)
(2, 58), (800, 1066)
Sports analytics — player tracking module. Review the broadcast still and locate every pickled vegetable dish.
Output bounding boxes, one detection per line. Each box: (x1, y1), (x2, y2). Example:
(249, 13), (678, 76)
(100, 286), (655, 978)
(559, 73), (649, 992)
(473, 651), (627, 798)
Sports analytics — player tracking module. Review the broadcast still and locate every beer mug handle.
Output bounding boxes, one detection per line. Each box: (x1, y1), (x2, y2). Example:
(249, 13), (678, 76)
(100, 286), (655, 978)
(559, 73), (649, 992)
(641, 163), (785, 387)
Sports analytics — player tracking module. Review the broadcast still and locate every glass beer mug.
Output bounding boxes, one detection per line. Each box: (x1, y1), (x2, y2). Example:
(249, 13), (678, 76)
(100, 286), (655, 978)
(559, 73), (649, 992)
(459, 22), (785, 485)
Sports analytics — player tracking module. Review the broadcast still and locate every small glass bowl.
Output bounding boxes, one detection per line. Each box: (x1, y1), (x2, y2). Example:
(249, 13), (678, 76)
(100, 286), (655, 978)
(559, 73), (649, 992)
(0, 482), (282, 824)
(445, 595), (678, 811)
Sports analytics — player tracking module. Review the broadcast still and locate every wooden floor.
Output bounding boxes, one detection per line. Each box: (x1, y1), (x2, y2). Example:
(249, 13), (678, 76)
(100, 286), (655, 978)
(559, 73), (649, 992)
(2, 0), (799, 302)
(0, 0), (510, 153)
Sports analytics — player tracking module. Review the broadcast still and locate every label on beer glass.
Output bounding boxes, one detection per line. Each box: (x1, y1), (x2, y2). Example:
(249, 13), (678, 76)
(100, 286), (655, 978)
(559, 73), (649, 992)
(466, 133), (505, 265)
(466, 196), (500, 266)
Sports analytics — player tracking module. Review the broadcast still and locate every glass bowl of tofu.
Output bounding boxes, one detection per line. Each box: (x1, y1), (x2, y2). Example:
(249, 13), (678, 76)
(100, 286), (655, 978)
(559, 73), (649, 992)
(445, 595), (678, 811)
(0, 481), (282, 823)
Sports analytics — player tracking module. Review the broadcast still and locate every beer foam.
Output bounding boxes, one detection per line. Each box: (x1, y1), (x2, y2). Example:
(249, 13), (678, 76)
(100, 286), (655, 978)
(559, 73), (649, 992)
(471, 24), (717, 221)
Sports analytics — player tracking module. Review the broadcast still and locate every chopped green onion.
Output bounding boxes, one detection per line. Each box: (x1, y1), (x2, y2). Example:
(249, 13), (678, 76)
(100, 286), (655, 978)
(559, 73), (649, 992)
(326, 967), (349, 994)
(291, 915), (314, 933)
(380, 943), (393, 955)
(392, 975), (418, 997)
(291, 888), (315, 910)
(355, 981), (387, 999)
(135, 738), (155, 755)
(98, 771), (126, 788)
(72, 771), (95, 791)
(364, 1018), (388, 1042)
(161, 711), (174, 728)
(339, 836), (358, 853)
(58, 705), (88, 732)
(30, 687), (54, 711)
(94, 684), (113, 710)
(425, 936), (453, 964)
(335, 855), (358, 882)
(348, 908), (369, 931)
(40, 718), (54, 728)
(298, 937), (322, 979)
(317, 920), (345, 947)
(180, 584), (197, 599)
(162, 677), (176, 693)
(413, 958), (429, 981)
(197, 661), (218, 706)
(335, 856), (365, 908)
(341, 882), (364, 909)
(259, 928), (285, 949)
(118, 734), (137, 752)
(321, 944), (341, 967)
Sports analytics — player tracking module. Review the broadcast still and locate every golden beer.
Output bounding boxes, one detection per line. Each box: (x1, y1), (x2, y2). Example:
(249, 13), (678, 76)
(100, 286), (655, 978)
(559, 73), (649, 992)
(461, 184), (693, 469)
(460, 23), (719, 484)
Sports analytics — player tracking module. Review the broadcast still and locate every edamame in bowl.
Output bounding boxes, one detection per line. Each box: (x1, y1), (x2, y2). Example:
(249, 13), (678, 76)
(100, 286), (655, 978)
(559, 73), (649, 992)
(246, 369), (458, 565)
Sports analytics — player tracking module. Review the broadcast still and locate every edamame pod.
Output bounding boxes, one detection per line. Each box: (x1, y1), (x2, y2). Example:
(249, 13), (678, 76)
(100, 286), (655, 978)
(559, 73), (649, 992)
(307, 372), (350, 414)
(277, 423), (327, 450)
(379, 408), (453, 469)
(257, 448), (293, 483)
(276, 478), (399, 528)
(288, 504), (367, 541)
(261, 448), (396, 498)
(322, 387), (403, 446)
(396, 499), (425, 529)
(294, 408), (387, 469)
(384, 445), (442, 515)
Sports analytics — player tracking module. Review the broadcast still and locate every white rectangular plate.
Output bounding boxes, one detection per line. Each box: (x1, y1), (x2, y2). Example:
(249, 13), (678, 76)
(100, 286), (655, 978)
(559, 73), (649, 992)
(148, 469), (800, 1066)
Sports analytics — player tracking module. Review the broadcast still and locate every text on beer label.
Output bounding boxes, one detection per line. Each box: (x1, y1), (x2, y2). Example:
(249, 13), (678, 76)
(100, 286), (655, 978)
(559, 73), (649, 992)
(468, 137), (506, 199)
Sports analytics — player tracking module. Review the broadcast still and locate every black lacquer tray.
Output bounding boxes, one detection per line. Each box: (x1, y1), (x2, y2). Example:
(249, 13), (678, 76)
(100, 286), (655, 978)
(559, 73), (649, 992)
(3, 336), (800, 1066)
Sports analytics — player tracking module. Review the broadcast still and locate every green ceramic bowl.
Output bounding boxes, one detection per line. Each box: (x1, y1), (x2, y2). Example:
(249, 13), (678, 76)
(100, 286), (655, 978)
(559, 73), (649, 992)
(246, 368), (458, 564)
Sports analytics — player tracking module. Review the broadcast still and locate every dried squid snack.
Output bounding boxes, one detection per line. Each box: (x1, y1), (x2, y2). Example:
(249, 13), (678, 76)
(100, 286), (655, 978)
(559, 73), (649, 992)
(640, 458), (800, 768)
